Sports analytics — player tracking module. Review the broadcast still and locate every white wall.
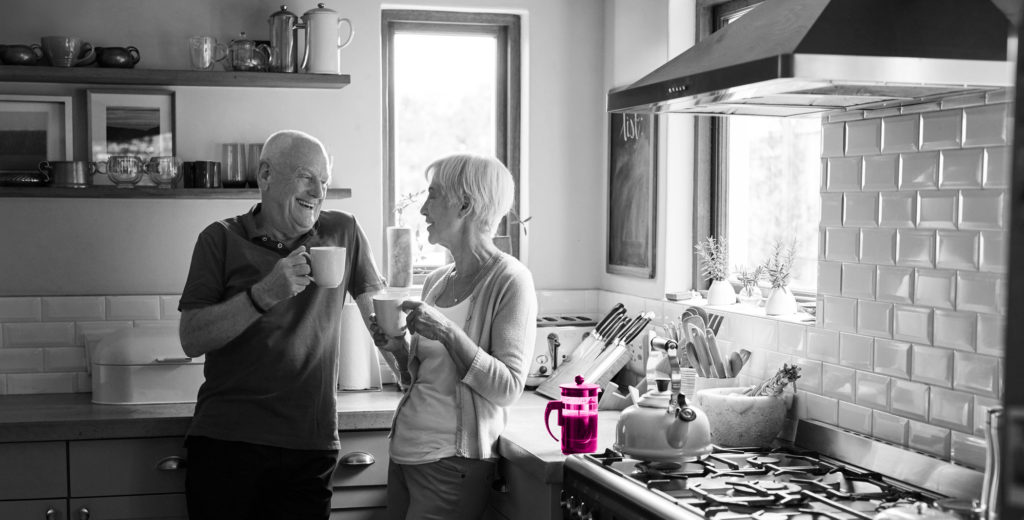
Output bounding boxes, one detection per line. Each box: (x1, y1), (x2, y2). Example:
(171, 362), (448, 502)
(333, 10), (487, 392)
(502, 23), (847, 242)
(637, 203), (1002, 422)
(0, 0), (606, 295)
(601, 0), (696, 300)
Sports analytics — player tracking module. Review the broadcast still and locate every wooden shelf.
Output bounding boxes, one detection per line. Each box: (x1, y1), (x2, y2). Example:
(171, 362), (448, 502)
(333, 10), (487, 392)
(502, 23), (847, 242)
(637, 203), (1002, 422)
(0, 186), (352, 199)
(0, 66), (350, 89)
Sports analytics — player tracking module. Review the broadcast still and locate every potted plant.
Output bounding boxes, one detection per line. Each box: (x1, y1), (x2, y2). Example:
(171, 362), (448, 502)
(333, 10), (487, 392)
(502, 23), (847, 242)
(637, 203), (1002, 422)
(387, 189), (425, 287)
(734, 264), (764, 306)
(695, 236), (735, 305)
(762, 239), (798, 315)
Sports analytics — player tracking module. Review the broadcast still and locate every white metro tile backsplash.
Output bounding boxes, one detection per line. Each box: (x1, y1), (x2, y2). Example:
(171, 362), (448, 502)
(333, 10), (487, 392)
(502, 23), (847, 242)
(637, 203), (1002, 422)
(0, 295), (180, 395)
(801, 96), (1007, 468)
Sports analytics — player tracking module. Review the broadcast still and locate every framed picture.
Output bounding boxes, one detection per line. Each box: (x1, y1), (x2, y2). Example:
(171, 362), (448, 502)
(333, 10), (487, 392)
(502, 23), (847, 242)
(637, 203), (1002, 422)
(87, 89), (175, 163)
(0, 94), (73, 173)
(607, 112), (657, 278)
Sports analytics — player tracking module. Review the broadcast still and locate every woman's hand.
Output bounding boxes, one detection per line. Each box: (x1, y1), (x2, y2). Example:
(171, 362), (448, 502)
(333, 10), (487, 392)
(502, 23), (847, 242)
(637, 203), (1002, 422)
(370, 314), (409, 353)
(401, 300), (452, 343)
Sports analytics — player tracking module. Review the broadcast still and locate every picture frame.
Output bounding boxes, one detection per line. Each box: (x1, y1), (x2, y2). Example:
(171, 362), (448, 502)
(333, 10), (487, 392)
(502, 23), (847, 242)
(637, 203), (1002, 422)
(87, 89), (175, 163)
(0, 94), (73, 173)
(607, 112), (657, 278)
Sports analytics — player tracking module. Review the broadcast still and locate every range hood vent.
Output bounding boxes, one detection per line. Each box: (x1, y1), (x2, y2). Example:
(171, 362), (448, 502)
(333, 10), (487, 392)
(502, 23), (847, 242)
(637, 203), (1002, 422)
(608, 0), (1014, 117)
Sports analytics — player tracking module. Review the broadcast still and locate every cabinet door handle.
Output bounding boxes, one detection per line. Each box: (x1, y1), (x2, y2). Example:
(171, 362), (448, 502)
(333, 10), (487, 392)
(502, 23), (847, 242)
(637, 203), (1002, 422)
(156, 455), (188, 471)
(45, 507), (57, 520)
(78, 507), (90, 520)
(339, 451), (375, 466)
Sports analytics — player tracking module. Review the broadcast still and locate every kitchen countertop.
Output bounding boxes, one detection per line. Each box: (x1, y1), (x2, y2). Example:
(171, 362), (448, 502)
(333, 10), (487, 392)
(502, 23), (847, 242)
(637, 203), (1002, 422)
(0, 388), (618, 486)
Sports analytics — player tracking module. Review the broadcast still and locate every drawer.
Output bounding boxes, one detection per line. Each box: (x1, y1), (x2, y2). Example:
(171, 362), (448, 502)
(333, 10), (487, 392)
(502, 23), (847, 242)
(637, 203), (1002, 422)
(0, 441), (67, 500)
(331, 486), (387, 510)
(0, 498), (68, 519)
(69, 494), (187, 520)
(69, 437), (187, 497)
(332, 430), (389, 487)
(329, 508), (385, 520)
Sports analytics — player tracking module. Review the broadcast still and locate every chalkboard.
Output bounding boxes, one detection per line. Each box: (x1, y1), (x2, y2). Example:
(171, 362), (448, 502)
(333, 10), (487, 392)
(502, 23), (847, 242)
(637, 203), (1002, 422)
(607, 112), (656, 278)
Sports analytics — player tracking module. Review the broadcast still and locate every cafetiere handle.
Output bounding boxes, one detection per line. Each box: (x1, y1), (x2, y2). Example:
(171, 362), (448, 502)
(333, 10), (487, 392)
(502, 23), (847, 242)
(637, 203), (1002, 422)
(544, 400), (562, 442)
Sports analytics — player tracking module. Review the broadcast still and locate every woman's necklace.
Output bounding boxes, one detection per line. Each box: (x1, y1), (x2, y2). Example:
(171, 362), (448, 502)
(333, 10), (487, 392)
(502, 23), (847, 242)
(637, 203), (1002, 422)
(448, 253), (496, 304)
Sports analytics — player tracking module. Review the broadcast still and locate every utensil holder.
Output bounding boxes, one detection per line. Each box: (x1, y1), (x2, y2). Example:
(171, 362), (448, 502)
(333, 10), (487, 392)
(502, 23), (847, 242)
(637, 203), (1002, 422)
(694, 376), (737, 393)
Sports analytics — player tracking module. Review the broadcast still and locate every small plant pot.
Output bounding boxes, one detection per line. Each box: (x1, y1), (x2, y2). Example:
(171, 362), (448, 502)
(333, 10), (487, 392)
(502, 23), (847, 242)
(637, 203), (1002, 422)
(765, 286), (797, 315)
(707, 279), (736, 306)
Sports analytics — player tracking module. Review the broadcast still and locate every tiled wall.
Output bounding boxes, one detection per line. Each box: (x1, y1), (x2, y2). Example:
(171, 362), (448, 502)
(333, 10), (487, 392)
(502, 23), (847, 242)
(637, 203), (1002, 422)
(0, 295), (181, 394)
(561, 90), (1010, 472)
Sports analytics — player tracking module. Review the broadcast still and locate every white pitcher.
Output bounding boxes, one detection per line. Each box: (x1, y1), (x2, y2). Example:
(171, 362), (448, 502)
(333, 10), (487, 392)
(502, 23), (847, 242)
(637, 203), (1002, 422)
(301, 2), (354, 74)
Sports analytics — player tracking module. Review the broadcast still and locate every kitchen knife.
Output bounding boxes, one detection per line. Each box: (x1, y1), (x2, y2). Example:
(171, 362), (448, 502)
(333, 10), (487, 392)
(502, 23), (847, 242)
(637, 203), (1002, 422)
(704, 329), (728, 380)
(569, 306), (626, 363)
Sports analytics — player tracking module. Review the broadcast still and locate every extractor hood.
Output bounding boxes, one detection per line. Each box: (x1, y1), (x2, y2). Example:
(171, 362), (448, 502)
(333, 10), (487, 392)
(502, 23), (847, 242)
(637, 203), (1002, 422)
(608, 0), (1015, 117)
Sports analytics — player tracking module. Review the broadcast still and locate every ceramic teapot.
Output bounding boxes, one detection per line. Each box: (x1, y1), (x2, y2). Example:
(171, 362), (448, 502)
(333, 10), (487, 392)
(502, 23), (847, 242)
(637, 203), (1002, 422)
(613, 336), (712, 462)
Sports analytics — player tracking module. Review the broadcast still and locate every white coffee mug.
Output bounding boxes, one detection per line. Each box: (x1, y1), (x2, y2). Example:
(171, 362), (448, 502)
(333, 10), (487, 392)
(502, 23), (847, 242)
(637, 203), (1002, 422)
(310, 246), (346, 288)
(372, 295), (407, 336)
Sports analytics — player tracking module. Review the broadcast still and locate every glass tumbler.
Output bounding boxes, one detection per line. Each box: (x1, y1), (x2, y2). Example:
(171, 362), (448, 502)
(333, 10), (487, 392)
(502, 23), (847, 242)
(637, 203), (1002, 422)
(221, 143), (247, 188)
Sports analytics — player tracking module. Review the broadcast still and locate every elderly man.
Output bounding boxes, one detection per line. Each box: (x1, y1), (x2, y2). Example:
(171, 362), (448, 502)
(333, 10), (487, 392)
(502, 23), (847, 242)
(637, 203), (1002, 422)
(178, 130), (387, 520)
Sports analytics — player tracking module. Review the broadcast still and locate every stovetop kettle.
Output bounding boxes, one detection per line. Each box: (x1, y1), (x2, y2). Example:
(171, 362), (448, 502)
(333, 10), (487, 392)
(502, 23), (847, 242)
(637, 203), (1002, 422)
(613, 336), (712, 462)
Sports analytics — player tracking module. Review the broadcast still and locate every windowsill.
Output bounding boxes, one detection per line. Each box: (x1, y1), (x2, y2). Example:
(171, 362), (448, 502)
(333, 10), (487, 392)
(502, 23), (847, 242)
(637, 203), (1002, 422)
(668, 295), (817, 326)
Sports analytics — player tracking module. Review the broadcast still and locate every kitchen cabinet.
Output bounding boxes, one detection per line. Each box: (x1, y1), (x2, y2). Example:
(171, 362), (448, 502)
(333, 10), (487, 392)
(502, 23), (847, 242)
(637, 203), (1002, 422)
(484, 457), (560, 520)
(0, 441), (68, 519)
(330, 430), (390, 520)
(68, 437), (188, 520)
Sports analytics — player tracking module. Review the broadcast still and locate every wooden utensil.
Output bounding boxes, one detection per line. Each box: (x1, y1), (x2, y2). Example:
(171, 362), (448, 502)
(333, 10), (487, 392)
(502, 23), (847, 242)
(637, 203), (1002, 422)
(691, 333), (718, 378)
(704, 329), (728, 379)
(684, 341), (706, 377)
(727, 351), (744, 377)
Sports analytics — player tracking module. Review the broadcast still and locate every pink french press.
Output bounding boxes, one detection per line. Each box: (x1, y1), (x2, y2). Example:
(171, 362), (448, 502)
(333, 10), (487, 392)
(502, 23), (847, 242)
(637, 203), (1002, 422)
(544, 374), (600, 455)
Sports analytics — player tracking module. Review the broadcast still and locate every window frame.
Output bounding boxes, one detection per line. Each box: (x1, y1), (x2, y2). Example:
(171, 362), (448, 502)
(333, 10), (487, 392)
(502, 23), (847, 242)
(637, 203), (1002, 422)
(380, 10), (522, 262)
(693, 0), (817, 299)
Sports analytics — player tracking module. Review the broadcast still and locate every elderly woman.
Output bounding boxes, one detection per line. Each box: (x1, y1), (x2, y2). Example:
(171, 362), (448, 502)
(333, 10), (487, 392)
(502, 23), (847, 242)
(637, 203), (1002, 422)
(372, 153), (537, 520)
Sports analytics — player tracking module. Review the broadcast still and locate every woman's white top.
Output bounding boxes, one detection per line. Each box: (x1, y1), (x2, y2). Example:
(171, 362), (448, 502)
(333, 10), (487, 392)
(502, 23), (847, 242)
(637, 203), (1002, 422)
(390, 298), (471, 464)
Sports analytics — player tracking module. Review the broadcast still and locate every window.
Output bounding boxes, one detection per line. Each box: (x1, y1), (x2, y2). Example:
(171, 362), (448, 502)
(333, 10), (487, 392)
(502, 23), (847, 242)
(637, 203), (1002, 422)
(382, 10), (521, 274)
(695, 0), (821, 293)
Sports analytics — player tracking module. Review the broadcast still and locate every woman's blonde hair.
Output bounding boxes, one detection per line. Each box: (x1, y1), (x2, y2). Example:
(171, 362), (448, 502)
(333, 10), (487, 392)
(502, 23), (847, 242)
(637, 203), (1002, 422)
(426, 153), (514, 236)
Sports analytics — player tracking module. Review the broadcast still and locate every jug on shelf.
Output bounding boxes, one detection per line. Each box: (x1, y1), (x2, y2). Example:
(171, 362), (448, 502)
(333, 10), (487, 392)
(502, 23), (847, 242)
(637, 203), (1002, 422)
(300, 2), (354, 74)
(544, 374), (599, 455)
(267, 5), (300, 72)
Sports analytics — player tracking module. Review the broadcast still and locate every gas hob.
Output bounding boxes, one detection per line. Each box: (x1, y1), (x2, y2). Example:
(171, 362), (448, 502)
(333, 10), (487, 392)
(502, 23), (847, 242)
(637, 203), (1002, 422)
(561, 421), (983, 520)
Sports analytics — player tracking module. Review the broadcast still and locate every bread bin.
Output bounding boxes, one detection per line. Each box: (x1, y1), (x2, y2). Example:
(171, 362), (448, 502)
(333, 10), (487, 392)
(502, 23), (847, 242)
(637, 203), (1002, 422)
(91, 327), (204, 405)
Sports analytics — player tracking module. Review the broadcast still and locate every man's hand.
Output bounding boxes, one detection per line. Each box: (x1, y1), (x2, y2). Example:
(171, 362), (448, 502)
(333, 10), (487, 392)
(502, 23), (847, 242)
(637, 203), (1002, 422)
(251, 246), (312, 309)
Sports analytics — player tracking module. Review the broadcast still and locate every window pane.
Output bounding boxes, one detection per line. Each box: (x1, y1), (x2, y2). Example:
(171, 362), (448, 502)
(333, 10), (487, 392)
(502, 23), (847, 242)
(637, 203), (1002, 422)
(725, 116), (821, 291)
(393, 32), (497, 267)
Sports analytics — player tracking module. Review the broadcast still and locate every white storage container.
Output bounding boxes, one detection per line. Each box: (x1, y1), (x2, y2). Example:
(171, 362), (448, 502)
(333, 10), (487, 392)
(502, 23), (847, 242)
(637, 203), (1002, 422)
(91, 328), (204, 405)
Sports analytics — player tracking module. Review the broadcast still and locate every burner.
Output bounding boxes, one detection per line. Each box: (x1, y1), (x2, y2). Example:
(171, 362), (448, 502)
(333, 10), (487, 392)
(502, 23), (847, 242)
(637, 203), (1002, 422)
(747, 456), (781, 467)
(634, 459), (708, 479)
(731, 480), (802, 495)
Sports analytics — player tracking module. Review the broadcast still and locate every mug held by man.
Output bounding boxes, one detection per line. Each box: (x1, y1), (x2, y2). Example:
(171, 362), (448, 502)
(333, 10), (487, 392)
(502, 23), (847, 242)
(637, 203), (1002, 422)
(310, 246), (346, 287)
